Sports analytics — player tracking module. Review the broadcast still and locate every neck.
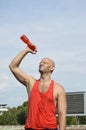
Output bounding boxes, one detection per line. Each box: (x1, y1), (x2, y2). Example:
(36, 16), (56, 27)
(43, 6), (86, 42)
(40, 73), (51, 83)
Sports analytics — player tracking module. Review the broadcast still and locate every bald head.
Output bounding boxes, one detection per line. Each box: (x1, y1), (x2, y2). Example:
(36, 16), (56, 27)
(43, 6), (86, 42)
(39, 57), (55, 73)
(43, 57), (55, 67)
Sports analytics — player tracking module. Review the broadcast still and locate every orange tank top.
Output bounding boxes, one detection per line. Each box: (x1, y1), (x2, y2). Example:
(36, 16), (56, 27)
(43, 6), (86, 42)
(25, 80), (57, 129)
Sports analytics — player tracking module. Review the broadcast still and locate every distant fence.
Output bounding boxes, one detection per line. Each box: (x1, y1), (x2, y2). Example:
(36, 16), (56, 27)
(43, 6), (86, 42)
(0, 125), (86, 130)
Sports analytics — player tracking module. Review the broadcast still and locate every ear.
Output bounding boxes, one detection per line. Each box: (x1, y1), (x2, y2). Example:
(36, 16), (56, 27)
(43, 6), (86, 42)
(50, 66), (55, 72)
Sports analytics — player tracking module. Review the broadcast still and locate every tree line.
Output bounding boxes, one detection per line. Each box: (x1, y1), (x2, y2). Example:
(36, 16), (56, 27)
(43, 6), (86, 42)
(0, 101), (86, 125)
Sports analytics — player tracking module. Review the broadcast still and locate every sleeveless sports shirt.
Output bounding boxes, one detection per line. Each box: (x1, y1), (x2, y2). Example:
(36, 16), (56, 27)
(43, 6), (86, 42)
(25, 80), (57, 129)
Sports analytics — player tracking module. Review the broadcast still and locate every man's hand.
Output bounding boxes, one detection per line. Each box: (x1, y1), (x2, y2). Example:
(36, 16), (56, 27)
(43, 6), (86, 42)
(25, 45), (37, 54)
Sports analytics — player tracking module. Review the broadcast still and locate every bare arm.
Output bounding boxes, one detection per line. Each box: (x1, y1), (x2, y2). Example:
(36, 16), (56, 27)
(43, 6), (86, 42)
(9, 46), (37, 87)
(57, 86), (66, 130)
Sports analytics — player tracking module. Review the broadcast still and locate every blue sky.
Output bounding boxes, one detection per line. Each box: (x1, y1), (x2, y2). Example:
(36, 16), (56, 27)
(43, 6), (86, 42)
(0, 0), (86, 107)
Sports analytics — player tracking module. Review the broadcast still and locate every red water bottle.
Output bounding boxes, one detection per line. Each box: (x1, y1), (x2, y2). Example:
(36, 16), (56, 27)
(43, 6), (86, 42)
(20, 34), (36, 51)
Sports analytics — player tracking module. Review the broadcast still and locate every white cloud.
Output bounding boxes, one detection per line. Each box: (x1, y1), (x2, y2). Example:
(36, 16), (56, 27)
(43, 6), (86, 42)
(0, 73), (9, 92)
(0, 82), (8, 91)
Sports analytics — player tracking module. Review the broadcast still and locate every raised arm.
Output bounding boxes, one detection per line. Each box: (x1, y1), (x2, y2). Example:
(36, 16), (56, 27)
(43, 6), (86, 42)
(9, 46), (37, 87)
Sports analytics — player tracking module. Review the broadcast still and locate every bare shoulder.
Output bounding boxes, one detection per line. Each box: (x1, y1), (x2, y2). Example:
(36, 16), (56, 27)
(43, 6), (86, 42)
(26, 76), (37, 94)
(26, 75), (37, 88)
(54, 82), (66, 95)
(53, 81), (66, 107)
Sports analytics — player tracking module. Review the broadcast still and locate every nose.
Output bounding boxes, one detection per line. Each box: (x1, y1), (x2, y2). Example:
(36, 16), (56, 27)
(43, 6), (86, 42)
(39, 62), (45, 68)
(40, 62), (43, 65)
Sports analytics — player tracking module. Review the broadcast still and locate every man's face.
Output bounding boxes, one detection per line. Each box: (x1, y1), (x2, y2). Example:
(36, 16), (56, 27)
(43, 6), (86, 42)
(39, 58), (54, 73)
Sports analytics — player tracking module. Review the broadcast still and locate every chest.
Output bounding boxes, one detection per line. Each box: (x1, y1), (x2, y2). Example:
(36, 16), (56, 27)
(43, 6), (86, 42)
(38, 84), (50, 93)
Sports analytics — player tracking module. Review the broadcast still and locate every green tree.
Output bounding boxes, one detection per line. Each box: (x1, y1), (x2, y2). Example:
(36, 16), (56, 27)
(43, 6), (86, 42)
(0, 101), (28, 125)
(17, 101), (28, 124)
(67, 116), (76, 125)
(0, 107), (18, 125)
(78, 116), (86, 124)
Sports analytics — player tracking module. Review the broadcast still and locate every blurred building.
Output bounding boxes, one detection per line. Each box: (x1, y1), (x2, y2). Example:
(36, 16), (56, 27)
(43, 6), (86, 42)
(0, 104), (8, 115)
(66, 91), (86, 116)
(56, 91), (86, 116)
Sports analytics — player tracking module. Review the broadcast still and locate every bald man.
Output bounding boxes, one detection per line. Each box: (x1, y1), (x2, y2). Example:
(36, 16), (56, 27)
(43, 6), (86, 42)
(9, 46), (66, 130)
